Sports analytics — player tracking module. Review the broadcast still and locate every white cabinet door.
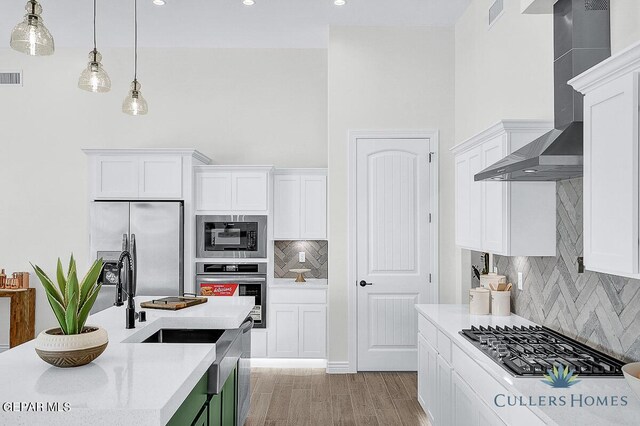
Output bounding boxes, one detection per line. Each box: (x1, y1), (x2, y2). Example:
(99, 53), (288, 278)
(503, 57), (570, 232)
(584, 73), (639, 276)
(478, 399), (506, 426)
(269, 304), (299, 358)
(417, 334), (438, 423)
(481, 135), (507, 254)
(274, 175), (301, 239)
(232, 172), (268, 211)
(452, 372), (477, 426)
(455, 147), (482, 250)
(437, 355), (452, 426)
(195, 172), (232, 211)
(95, 156), (139, 199)
(300, 176), (327, 239)
(139, 156), (183, 199)
(298, 305), (326, 358)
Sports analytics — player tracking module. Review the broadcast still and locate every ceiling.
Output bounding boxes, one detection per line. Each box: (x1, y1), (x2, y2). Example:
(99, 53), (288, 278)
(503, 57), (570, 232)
(0, 0), (471, 49)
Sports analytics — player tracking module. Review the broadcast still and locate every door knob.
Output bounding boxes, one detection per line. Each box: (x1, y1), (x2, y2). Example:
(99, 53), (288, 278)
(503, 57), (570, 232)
(359, 280), (373, 287)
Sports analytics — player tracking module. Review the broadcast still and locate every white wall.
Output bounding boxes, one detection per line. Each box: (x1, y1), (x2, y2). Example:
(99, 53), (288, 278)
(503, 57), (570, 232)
(327, 26), (455, 364)
(0, 47), (327, 336)
(611, 0), (640, 54)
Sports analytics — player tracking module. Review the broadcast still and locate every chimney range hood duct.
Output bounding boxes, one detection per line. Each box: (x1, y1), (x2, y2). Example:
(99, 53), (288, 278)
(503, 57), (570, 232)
(475, 0), (610, 182)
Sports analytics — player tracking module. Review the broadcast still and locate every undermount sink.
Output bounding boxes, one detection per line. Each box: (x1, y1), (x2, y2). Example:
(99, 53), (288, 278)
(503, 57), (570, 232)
(141, 328), (226, 344)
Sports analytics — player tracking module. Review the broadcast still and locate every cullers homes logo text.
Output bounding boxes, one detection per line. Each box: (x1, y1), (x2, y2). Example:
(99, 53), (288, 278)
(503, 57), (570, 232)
(494, 364), (628, 409)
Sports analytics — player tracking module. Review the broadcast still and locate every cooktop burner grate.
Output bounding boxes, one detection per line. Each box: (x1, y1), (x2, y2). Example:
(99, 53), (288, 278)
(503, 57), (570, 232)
(459, 325), (624, 377)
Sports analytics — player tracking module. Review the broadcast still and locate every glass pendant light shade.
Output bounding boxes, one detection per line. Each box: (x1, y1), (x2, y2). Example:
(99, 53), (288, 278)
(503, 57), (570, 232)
(78, 50), (111, 93)
(10, 1), (54, 56)
(122, 80), (148, 116)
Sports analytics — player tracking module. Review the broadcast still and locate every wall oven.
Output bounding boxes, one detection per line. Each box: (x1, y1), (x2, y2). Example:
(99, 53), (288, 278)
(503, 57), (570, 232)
(196, 262), (267, 328)
(196, 215), (267, 259)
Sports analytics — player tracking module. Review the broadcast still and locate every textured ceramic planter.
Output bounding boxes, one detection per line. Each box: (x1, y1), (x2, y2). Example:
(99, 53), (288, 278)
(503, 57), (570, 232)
(35, 326), (108, 368)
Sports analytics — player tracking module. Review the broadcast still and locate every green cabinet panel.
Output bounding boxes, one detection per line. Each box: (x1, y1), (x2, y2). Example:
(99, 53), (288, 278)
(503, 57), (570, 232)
(166, 374), (208, 426)
(221, 367), (237, 426)
(209, 393), (222, 426)
(193, 405), (208, 426)
(209, 365), (237, 426)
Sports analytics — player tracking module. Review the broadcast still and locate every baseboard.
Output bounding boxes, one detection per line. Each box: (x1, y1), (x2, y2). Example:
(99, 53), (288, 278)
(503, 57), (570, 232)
(251, 358), (327, 368)
(0, 344), (9, 353)
(326, 361), (352, 374)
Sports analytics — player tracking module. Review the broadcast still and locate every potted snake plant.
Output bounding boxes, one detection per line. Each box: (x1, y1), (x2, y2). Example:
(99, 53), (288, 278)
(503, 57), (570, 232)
(31, 255), (108, 368)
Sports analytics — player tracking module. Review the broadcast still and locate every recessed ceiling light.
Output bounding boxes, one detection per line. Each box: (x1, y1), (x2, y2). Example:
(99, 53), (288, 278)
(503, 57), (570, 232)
(243, 0), (255, 5)
(523, 169), (538, 174)
(334, 0), (346, 5)
(152, 0), (165, 5)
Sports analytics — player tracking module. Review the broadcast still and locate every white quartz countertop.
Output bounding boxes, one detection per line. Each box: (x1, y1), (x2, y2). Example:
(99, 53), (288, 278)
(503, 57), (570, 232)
(270, 278), (328, 288)
(416, 304), (640, 426)
(0, 296), (254, 426)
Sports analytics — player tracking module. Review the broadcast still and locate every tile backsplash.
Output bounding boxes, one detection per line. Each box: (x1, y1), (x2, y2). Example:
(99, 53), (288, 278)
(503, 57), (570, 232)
(491, 178), (640, 362)
(274, 241), (328, 279)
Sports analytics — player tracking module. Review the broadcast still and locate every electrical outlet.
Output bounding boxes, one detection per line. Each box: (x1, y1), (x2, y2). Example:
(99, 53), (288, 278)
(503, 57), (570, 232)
(299, 252), (306, 263)
(518, 272), (523, 290)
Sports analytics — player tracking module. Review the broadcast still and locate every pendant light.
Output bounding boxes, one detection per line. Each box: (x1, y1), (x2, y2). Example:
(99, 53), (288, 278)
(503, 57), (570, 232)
(78, 0), (111, 93)
(10, 0), (54, 56)
(122, 0), (148, 115)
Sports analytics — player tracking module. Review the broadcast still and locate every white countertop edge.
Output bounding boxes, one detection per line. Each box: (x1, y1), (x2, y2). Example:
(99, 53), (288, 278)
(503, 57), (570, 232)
(270, 278), (328, 289)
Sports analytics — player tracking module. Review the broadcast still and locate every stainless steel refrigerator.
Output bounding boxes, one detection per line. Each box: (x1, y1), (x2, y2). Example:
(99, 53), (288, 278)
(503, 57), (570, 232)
(89, 201), (184, 314)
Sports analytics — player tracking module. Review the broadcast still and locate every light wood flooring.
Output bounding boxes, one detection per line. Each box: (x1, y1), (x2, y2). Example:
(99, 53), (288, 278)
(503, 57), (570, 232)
(246, 368), (430, 426)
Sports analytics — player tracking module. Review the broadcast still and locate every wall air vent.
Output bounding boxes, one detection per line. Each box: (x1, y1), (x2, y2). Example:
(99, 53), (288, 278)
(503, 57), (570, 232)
(489, 0), (504, 28)
(585, 0), (609, 11)
(0, 71), (22, 86)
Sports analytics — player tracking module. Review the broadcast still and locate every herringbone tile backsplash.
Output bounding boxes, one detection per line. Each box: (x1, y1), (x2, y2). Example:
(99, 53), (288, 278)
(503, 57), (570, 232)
(491, 178), (640, 362)
(274, 241), (328, 279)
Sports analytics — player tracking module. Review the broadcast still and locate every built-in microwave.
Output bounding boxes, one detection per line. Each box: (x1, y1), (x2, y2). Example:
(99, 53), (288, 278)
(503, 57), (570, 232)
(196, 215), (267, 259)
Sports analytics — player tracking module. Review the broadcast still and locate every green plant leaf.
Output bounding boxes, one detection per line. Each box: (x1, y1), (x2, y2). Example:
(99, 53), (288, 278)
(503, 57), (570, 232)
(79, 258), (103, 308)
(45, 291), (68, 334)
(31, 263), (64, 307)
(56, 258), (67, 304)
(66, 267), (79, 310)
(77, 284), (101, 331)
(65, 293), (78, 335)
(68, 253), (76, 276)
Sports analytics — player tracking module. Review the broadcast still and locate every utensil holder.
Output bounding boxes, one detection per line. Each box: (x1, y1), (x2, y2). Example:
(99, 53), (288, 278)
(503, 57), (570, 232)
(491, 290), (511, 316)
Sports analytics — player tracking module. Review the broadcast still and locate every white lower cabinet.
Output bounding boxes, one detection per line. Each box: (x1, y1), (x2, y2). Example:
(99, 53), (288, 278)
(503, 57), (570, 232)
(251, 329), (268, 358)
(452, 372), (504, 426)
(437, 355), (452, 426)
(418, 334), (438, 423)
(268, 286), (327, 358)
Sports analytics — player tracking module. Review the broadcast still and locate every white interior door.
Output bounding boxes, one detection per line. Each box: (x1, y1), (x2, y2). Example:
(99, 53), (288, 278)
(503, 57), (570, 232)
(356, 138), (431, 371)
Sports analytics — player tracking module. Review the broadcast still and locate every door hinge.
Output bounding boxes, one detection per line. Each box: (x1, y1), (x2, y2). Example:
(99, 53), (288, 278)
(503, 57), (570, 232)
(428, 152), (434, 163)
(429, 273), (432, 283)
(429, 213), (432, 223)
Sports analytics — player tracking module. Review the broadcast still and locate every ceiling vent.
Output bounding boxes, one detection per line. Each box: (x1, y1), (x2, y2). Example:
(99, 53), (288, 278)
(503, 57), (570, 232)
(489, 0), (504, 28)
(0, 71), (22, 87)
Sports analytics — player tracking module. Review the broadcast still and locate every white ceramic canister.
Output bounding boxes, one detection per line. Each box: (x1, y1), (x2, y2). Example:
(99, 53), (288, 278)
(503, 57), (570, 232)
(480, 273), (506, 289)
(469, 288), (490, 315)
(491, 291), (511, 316)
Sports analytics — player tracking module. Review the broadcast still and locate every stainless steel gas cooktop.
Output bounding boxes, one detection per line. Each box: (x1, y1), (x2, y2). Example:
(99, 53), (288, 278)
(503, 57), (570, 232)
(460, 325), (624, 377)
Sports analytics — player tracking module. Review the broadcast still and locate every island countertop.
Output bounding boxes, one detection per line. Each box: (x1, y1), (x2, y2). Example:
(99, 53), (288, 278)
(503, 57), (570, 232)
(0, 296), (254, 426)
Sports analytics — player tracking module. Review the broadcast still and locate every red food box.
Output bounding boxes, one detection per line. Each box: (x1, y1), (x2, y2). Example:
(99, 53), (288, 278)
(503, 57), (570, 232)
(200, 283), (239, 297)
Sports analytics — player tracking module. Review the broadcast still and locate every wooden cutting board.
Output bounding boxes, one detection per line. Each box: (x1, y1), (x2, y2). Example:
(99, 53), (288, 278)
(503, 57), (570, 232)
(140, 297), (208, 311)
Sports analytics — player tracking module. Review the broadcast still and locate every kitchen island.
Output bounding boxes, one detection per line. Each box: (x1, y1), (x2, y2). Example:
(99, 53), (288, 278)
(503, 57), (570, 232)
(0, 296), (254, 426)
(416, 304), (640, 426)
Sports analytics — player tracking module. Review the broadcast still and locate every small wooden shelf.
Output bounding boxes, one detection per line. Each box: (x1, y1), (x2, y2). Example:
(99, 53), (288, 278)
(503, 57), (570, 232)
(0, 288), (35, 348)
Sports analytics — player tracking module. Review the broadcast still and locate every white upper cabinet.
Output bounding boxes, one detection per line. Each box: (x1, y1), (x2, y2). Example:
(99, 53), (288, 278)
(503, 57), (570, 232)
(195, 166), (272, 213)
(570, 41), (640, 278)
(139, 156), (183, 199)
(451, 121), (556, 256)
(273, 170), (327, 240)
(85, 149), (210, 200)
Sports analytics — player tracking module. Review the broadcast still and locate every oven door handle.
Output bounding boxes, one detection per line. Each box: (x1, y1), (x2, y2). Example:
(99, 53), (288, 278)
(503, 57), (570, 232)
(197, 277), (267, 283)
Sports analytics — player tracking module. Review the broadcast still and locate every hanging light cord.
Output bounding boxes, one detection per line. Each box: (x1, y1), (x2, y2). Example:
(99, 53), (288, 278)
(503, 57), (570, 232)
(93, 0), (97, 51)
(134, 0), (138, 82)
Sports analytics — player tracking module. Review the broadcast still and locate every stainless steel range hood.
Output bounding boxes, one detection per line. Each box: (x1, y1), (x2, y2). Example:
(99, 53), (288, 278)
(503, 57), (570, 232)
(475, 0), (610, 182)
